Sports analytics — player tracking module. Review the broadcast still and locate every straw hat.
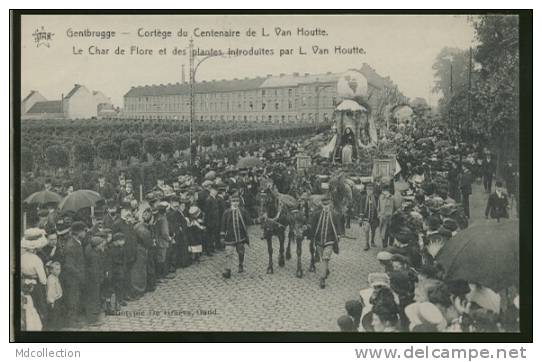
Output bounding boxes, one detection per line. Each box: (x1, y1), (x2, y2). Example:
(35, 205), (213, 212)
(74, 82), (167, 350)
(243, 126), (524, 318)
(21, 228), (48, 250)
(188, 206), (201, 217)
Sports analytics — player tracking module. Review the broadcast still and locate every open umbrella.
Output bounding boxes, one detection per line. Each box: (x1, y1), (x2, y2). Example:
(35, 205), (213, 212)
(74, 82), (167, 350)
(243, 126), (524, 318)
(236, 156), (263, 169)
(59, 190), (103, 213)
(24, 190), (62, 205)
(436, 219), (519, 292)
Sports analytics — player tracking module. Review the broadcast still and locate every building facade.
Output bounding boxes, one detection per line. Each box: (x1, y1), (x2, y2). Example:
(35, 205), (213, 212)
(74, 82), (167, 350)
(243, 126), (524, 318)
(22, 84), (115, 120)
(122, 63), (405, 123)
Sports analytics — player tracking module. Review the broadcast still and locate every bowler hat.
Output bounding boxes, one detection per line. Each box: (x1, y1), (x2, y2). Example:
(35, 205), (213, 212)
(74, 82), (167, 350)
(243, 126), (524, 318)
(70, 221), (87, 234)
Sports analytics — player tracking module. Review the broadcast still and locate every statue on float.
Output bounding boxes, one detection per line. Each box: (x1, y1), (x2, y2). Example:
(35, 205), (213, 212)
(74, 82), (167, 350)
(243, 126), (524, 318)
(319, 70), (378, 164)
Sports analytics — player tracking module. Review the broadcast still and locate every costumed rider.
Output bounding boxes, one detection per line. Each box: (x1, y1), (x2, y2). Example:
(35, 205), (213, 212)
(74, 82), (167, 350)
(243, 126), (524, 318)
(310, 191), (340, 289)
(220, 190), (250, 279)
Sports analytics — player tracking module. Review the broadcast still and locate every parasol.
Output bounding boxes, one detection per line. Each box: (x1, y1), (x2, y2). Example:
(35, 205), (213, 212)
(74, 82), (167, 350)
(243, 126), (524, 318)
(24, 190), (63, 205)
(59, 189), (104, 213)
(436, 219), (519, 292)
(236, 156), (263, 169)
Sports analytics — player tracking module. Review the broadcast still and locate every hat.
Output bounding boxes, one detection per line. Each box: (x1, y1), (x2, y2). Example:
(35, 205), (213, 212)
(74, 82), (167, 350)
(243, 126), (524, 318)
(337, 315), (356, 331)
(215, 181), (227, 191)
(391, 254), (410, 265)
(376, 251), (393, 261)
(70, 221), (87, 234)
(37, 209), (49, 218)
(157, 201), (169, 211)
(321, 193), (331, 202)
(321, 182), (330, 191)
(202, 180), (213, 189)
(90, 236), (105, 247)
(439, 205), (454, 217)
(442, 218), (458, 232)
(188, 206), (201, 217)
(345, 300), (363, 317)
(21, 228), (48, 250)
(112, 232), (125, 242)
(404, 302), (446, 330)
(180, 196), (191, 204)
(367, 272), (390, 288)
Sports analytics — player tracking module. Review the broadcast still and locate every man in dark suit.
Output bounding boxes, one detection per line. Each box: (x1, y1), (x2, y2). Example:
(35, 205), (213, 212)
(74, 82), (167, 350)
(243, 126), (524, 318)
(96, 175), (116, 200)
(485, 181), (509, 221)
(203, 182), (221, 254)
(359, 183), (379, 251)
(112, 204), (138, 301)
(62, 221), (87, 327)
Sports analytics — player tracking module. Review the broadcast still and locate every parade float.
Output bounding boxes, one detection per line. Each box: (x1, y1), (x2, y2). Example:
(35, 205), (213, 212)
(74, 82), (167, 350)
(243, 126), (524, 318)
(302, 69), (399, 184)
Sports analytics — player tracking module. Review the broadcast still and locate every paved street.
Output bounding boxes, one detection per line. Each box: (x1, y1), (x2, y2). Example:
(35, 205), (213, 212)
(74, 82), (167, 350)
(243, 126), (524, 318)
(77, 221), (381, 332)
(77, 182), (503, 332)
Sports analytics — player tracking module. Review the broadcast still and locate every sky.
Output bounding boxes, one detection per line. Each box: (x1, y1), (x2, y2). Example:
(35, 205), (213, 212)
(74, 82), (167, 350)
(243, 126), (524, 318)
(21, 14), (477, 108)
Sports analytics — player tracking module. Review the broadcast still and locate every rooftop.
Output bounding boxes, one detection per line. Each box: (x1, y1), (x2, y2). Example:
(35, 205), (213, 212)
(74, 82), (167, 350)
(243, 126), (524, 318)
(26, 100), (63, 114)
(124, 65), (396, 98)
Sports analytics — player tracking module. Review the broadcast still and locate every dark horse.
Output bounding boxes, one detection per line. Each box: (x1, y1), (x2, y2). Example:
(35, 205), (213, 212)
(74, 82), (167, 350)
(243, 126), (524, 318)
(258, 189), (318, 277)
(258, 189), (291, 274)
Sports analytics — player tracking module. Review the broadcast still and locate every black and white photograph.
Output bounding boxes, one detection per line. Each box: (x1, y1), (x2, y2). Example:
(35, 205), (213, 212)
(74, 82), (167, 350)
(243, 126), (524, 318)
(10, 10), (532, 341)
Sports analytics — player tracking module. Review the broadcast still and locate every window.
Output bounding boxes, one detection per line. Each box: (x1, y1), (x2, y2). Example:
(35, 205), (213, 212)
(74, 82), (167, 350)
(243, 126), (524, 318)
(268, 115), (272, 121)
(262, 90), (266, 96)
(275, 102), (279, 110)
(249, 101), (253, 110)
(332, 96), (336, 106)
(288, 88), (293, 97)
(281, 115), (285, 122)
(288, 101), (293, 110)
(262, 103), (266, 110)
(244, 116), (247, 121)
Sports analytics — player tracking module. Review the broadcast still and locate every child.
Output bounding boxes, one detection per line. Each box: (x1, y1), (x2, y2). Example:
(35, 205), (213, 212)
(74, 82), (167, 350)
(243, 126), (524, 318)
(46, 262), (63, 330)
(186, 206), (205, 262)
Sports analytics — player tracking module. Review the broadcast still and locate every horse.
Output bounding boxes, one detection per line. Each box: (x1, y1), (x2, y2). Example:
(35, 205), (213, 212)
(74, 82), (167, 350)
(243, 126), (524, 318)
(257, 189), (292, 274)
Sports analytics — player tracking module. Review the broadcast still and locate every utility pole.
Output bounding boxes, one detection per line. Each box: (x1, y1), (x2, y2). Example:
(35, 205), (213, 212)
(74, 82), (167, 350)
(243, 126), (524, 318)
(467, 47), (473, 140)
(189, 39), (195, 149)
(449, 61), (453, 131)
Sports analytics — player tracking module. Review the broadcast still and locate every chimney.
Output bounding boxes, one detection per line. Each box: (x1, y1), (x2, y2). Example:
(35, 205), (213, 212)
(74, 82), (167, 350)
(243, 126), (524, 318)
(293, 72), (299, 76)
(280, 73), (285, 77)
(182, 64), (186, 83)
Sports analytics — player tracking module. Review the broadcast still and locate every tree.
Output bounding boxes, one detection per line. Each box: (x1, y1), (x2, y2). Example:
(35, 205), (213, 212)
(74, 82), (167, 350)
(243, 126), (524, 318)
(432, 47), (473, 127)
(21, 146), (34, 173)
(97, 142), (119, 169)
(120, 138), (141, 160)
(470, 15), (519, 174)
(158, 136), (175, 158)
(74, 142), (96, 169)
(143, 137), (160, 157)
(45, 145), (69, 174)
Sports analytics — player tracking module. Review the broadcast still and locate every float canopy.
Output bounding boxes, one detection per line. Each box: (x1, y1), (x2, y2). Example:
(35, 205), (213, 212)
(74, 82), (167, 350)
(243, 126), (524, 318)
(335, 99), (367, 112)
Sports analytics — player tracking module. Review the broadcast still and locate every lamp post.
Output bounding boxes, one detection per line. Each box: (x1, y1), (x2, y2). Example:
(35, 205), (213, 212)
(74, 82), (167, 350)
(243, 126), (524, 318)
(188, 39), (225, 154)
